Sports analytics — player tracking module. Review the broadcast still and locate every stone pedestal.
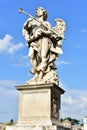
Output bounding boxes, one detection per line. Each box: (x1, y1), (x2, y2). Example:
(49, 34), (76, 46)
(6, 83), (65, 130)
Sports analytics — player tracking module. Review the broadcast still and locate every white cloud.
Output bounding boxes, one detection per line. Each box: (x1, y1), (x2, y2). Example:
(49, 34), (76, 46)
(63, 96), (74, 105)
(55, 60), (70, 66)
(12, 55), (31, 67)
(81, 28), (87, 33)
(61, 89), (87, 120)
(0, 34), (25, 54)
(0, 80), (19, 122)
(0, 80), (17, 87)
(75, 45), (80, 49)
(0, 80), (18, 97)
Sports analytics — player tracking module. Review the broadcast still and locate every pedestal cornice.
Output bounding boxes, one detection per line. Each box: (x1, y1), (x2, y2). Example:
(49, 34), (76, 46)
(15, 83), (65, 95)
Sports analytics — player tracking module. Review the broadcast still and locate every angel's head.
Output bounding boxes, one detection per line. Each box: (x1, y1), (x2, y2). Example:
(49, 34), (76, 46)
(36, 7), (48, 20)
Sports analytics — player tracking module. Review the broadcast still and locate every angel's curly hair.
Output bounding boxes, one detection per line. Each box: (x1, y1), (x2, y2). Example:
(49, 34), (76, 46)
(36, 7), (48, 20)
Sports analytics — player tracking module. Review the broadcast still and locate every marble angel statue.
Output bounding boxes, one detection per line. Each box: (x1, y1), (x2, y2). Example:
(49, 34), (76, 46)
(19, 7), (66, 85)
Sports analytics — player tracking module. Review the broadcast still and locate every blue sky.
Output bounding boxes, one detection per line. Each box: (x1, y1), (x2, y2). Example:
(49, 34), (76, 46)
(0, 0), (87, 123)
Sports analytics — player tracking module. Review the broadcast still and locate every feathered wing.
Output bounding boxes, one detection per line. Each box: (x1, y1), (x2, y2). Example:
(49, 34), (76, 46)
(50, 18), (66, 55)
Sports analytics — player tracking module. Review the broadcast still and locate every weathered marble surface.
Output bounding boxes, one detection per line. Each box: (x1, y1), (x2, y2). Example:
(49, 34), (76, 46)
(6, 84), (65, 130)
(21, 7), (66, 85)
(6, 125), (70, 130)
(15, 83), (64, 126)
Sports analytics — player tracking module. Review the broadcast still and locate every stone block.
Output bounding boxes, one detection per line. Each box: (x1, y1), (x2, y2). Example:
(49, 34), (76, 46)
(15, 83), (64, 126)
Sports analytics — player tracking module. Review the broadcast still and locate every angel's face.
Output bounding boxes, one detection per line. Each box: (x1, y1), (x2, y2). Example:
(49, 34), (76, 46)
(36, 8), (44, 17)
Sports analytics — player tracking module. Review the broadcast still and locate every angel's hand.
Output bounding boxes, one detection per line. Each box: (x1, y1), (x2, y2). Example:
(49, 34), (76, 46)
(34, 29), (42, 38)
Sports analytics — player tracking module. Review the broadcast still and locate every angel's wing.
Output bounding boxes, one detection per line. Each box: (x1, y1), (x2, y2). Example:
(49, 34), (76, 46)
(50, 18), (66, 55)
(54, 18), (66, 37)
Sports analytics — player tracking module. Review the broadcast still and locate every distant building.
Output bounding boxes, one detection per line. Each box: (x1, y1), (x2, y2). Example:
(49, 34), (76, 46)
(83, 116), (87, 130)
(0, 123), (6, 130)
(62, 119), (83, 130)
(62, 119), (72, 129)
(72, 125), (83, 130)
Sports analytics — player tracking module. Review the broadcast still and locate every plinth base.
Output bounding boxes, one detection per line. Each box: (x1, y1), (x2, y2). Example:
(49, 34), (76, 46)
(6, 124), (69, 130)
(6, 83), (66, 130)
(15, 83), (64, 126)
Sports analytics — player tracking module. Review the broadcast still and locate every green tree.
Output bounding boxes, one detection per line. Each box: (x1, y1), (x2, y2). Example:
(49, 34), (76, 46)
(63, 117), (80, 125)
(6, 119), (14, 125)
